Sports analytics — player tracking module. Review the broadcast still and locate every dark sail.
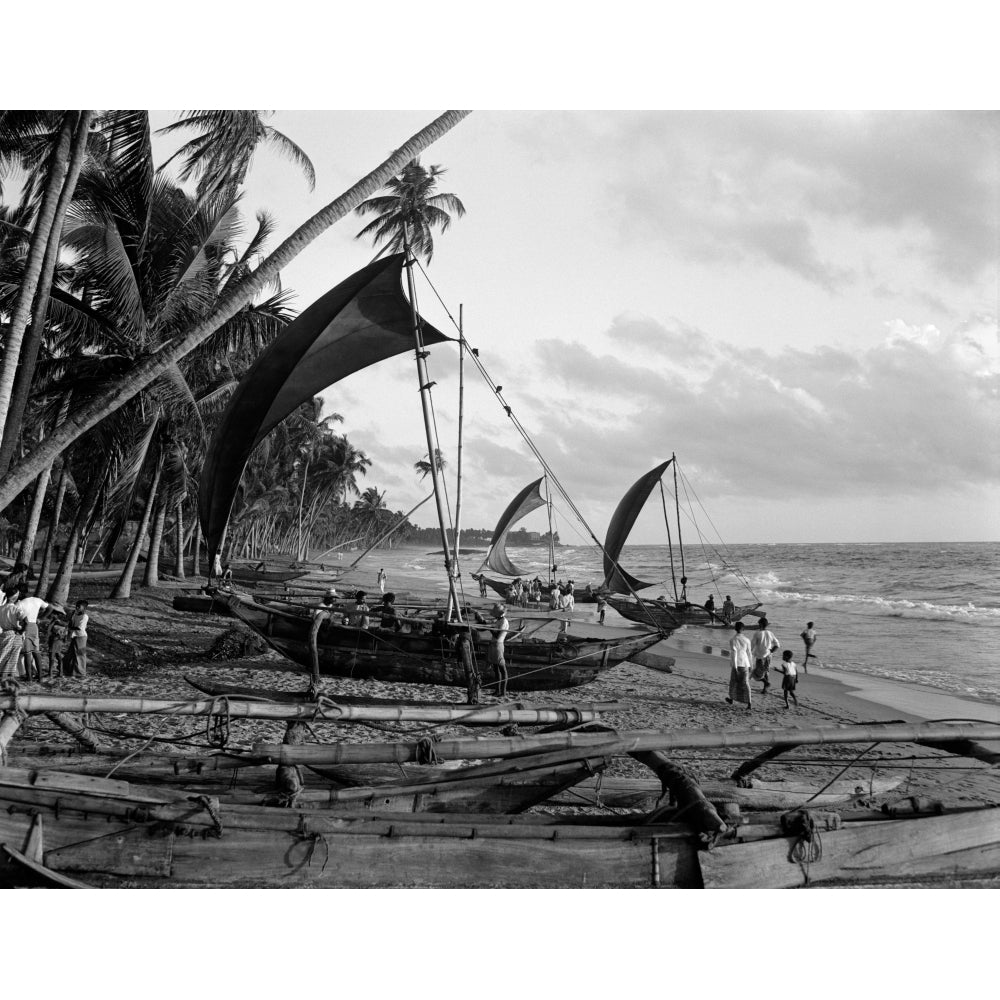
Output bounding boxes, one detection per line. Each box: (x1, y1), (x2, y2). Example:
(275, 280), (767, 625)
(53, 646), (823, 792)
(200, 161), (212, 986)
(199, 253), (451, 559)
(602, 460), (673, 593)
(479, 478), (547, 578)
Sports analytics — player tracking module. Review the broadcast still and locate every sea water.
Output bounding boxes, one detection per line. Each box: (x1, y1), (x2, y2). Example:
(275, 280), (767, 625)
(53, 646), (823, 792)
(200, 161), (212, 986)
(403, 541), (1000, 708)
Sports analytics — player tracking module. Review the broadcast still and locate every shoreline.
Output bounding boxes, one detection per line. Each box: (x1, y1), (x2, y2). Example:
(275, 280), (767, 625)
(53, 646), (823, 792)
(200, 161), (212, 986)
(662, 632), (1000, 725)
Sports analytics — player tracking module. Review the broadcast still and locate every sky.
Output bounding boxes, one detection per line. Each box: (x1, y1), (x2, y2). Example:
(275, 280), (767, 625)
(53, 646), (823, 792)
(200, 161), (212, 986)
(148, 108), (1000, 544)
(12, 2), (999, 545)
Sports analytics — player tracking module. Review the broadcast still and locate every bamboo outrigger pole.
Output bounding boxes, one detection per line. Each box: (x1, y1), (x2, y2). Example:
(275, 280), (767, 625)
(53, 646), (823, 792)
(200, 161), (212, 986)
(245, 721), (1000, 766)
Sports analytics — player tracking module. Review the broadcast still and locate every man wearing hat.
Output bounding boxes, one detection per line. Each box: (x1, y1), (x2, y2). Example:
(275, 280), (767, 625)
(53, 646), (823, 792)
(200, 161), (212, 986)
(488, 603), (510, 698)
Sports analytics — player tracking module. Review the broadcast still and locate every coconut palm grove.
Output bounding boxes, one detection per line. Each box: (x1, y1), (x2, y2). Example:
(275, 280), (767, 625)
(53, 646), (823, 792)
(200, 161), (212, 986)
(0, 110), (471, 598)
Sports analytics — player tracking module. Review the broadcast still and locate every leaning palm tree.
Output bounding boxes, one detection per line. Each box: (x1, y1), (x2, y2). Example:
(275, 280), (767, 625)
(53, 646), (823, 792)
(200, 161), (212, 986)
(0, 111), (472, 513)
(354, 158), (465, 263)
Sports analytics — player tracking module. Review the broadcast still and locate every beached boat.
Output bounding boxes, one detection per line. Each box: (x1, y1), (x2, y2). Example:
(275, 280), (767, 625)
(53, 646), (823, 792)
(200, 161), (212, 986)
(602, 458), (763, 628)
(0, 764), (707, 888)
(228, 566), (308, 584)
(605, 594), (762, 631)
(2, 762), (997, 888)
(223, 590), (663, 691)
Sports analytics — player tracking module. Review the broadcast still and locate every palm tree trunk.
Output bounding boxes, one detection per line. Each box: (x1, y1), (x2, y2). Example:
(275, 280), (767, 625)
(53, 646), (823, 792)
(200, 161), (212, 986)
(0, 111), (472, 514)
(34, 453), (71, 596)
(297, 456), (310, 561)
(110, 460), (163, 600)
(0, 113), (76, 453)
(16, 465), (51, 568)
(173, 500), (186, 579)
(142, 496), (168, 587)
(47, 466), (105, 606)
(191, 516), (202, 577)
(0, 112), (93, 478)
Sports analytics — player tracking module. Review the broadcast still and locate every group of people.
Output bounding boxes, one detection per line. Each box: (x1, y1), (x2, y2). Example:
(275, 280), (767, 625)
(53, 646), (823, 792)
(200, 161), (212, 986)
(703, 594), (737, 623)
(0, 563), (89, 682)
(727, 618), (818, 711)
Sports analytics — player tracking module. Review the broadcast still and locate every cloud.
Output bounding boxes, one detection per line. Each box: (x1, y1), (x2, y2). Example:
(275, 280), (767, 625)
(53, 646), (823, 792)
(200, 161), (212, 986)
(526, 312), (1000, 505)
(514, 111), (998, 293)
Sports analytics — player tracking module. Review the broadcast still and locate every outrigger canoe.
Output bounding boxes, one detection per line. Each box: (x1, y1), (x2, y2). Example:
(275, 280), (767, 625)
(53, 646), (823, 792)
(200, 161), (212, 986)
(224, 591), (665, 692)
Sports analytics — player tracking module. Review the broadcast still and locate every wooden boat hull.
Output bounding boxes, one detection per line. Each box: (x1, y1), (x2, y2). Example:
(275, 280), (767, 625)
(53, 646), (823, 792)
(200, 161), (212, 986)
(230, 568), (308, 584)
(172, 594), (234, 615)
(548, 775), (905, 811)
(0, 766), (700, 888)
(228, 594), (664, 692)
(606, 596), (761, 630)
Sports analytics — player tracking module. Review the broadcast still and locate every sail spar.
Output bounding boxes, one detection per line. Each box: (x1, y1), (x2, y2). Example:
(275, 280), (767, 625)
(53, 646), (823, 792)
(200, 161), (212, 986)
(602, 459), (673, 593)
(478, 477), (547, 578)
(199, 253), (452, 560)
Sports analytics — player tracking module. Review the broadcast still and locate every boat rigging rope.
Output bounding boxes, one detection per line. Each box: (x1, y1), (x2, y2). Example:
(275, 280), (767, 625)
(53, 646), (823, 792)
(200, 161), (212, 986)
(412, 258), (648, 608)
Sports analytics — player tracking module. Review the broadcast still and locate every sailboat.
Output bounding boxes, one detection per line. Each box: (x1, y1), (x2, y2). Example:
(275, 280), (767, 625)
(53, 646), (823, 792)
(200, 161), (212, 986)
(472, 478), (600, 604)
(199, 253), (664, 690)
(601, 457), (763, 630)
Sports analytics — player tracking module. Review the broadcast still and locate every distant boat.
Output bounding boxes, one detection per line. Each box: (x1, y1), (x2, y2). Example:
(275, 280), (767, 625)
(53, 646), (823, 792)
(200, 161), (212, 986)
(602, 457), (762, 629)
(474, 478), (600, 604)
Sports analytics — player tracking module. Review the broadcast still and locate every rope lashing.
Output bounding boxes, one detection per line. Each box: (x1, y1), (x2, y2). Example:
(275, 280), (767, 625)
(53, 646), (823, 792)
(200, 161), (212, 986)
(192, 795), (224, 838)
(782, 809), (822, 884)
(206, 695), (231, 749)
(293, 817), (330, 873)
(415, 734), (441, 765)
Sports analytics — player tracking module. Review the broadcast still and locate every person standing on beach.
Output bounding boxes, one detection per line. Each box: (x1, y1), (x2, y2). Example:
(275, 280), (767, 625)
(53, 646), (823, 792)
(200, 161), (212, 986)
(63, 600), (89, 677)
(47, 613), (67, 679)
(487, 602), (510, 698)
(800, 622), (817, 672)
(750, 618), (779, 694)
(0, 599), (27, 679)
(477, 574), (488, 598)
(14, 582), (52, 682)
(704, 594), (717, 622)
(1, 561), (29, 606)
(308, 591), (337, 684)
(775, 649), (799, 709)
(726, 621), (753, 710)
(597, 594), (608, 625)
(379, 592), (402, 632)
(377, 568), (387, 593)
(349, 591), (370, 629)
(455, 626), (480, 705)
(721, 595), (735, 623)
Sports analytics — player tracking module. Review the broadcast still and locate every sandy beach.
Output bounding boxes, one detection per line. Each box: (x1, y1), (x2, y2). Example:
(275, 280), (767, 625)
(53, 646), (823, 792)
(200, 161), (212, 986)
(9, 545), (997, 821)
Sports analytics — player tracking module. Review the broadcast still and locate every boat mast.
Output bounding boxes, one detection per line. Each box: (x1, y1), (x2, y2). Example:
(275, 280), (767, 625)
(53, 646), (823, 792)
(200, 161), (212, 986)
(659, 477), (678, 601)
(403, 248), (463, 621)
(545, 474), (556, 586)
(453, 305), (466, 579)
(672, 452), (686, 597)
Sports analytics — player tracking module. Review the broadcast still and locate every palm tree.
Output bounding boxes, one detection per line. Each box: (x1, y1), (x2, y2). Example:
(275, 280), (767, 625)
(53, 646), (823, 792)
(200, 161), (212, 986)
(414, 448), (447, 482)
(0, 110), (472, 514)
(156, 111), (316, 203)
(0, 110), (93, 471)
(354, 158), (465, 263)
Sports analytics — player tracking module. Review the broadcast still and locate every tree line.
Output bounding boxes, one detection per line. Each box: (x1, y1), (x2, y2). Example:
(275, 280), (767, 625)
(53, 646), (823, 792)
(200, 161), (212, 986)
(0, 110), (470, 600)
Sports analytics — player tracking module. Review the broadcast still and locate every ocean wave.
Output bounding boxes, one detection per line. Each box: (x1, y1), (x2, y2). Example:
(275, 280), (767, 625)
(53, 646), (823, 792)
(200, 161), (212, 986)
(758, 588), (1000, 624)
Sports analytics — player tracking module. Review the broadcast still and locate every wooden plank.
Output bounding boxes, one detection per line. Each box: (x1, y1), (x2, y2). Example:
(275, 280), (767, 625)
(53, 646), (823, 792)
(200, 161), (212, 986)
(46, 827), (175, 877)
(699, 808), (1000, 888)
